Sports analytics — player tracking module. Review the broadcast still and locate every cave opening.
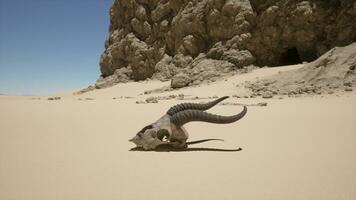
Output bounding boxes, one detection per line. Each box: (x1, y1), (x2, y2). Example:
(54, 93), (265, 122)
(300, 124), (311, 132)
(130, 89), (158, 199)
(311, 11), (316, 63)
(280, 47), (303, 65)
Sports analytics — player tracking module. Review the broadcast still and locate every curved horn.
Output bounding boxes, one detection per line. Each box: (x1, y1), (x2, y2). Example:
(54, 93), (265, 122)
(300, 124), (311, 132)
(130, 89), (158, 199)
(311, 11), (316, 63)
(170, 106), (247, 127)
(166, 96), (229, 116)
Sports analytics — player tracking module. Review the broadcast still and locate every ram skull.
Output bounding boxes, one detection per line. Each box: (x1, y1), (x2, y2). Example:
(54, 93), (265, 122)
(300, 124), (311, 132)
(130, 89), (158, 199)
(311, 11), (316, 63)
(129, 96), (247, 150)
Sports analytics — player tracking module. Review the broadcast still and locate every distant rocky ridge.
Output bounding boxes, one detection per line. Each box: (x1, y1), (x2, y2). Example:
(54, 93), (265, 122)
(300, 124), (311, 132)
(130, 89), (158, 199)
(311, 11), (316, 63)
(92, 0), (355, 90)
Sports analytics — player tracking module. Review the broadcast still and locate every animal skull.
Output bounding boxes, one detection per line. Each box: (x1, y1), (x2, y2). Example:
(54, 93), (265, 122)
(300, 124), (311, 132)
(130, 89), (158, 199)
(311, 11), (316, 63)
(129, 96), (247, 150)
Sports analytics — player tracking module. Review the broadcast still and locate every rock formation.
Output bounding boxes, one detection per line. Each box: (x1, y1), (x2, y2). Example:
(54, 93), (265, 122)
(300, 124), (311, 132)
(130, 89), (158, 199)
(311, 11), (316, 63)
(248, 0), (356, 66)
(245, 42), (356, 97)
(97, 0), (356, 89)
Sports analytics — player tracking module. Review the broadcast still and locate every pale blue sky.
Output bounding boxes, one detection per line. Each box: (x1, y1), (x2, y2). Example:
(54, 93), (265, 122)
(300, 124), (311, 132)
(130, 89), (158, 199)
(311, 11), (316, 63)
(0, 0), (112, 95)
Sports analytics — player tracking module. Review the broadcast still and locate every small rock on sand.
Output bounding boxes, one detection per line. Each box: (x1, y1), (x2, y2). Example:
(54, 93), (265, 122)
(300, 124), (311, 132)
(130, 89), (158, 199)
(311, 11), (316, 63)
(145, 97), (158, 103)
(257, 102), (268, 106)
(171, 73), (191, 89)
(232, 94), (240, 98)
(262, 91), (273, 98)
(48, 97), (61, 100)
(344, 87), (353, 92)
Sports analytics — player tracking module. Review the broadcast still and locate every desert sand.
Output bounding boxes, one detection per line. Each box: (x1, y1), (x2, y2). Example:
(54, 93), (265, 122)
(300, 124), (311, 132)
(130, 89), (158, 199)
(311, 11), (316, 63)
(1, 64), (356, 200)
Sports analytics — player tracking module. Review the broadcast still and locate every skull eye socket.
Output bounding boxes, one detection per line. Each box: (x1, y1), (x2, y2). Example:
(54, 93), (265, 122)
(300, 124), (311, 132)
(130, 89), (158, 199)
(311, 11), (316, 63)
(157, 129), (169, 141)
(137, 124), (154, 137)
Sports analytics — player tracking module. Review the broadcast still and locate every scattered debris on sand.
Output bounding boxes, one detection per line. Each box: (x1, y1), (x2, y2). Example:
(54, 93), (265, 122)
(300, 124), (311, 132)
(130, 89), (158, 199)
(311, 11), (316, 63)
(219, 102), (267, 107)
(113, 96), (135, 99)
(142, 86), (173, 95)
(142, 95), (228, 103)
(47, 97), (61, 100)
(135, 94), (269, 106)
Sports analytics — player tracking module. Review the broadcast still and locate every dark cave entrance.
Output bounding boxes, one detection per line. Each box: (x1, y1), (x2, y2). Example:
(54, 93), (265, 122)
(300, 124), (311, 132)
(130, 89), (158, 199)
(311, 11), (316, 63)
(280, 47), (303, 65)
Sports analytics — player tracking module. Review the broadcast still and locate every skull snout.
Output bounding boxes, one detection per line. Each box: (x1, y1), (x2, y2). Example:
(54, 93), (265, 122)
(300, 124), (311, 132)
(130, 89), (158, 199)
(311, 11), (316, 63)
(129, 135), (137, 142)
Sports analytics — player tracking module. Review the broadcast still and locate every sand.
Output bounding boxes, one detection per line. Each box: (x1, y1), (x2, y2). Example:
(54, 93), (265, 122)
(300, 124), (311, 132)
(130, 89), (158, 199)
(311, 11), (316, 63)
(1, 64), (356, 200)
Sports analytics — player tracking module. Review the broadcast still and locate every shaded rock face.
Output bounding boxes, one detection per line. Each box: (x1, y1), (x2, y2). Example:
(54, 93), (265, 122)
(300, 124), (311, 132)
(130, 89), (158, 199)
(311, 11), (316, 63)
(246, 42), (356, 97)
(248, 0), (356, 66)
(99, 0), (356, 86)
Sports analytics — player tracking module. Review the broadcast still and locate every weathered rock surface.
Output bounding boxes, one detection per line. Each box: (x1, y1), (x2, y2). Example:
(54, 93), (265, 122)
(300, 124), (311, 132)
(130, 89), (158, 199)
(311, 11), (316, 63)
(97, 0), (355, 89)
(171, 73), (191, 89)
(96, 66), (133, 89)
(183, 54), (237, 86)
(245, 42), (356, 96)
(248, 0), (356, 66)
(151, 54), (178, 81)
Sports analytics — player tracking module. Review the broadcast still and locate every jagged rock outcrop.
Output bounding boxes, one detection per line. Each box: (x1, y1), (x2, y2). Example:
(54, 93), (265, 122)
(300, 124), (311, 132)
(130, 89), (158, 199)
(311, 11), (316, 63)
(98, 0), (356, 89)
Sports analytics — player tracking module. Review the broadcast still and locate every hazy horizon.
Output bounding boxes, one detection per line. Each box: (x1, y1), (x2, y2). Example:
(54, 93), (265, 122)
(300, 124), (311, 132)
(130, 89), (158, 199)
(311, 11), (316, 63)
(0, 0), (112, 95)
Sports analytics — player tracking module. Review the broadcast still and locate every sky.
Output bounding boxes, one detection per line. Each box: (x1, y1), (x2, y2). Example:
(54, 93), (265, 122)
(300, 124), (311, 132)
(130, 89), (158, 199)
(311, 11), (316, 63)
(0, 0), (112, 95)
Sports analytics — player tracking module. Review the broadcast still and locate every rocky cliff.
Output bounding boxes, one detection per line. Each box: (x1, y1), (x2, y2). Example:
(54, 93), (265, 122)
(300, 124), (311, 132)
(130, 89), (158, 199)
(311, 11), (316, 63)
(97, 0), (356, 89)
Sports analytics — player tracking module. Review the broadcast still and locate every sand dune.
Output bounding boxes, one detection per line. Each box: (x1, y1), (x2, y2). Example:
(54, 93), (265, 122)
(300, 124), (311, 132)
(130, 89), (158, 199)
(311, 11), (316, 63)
(1, 65), (356, 200)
